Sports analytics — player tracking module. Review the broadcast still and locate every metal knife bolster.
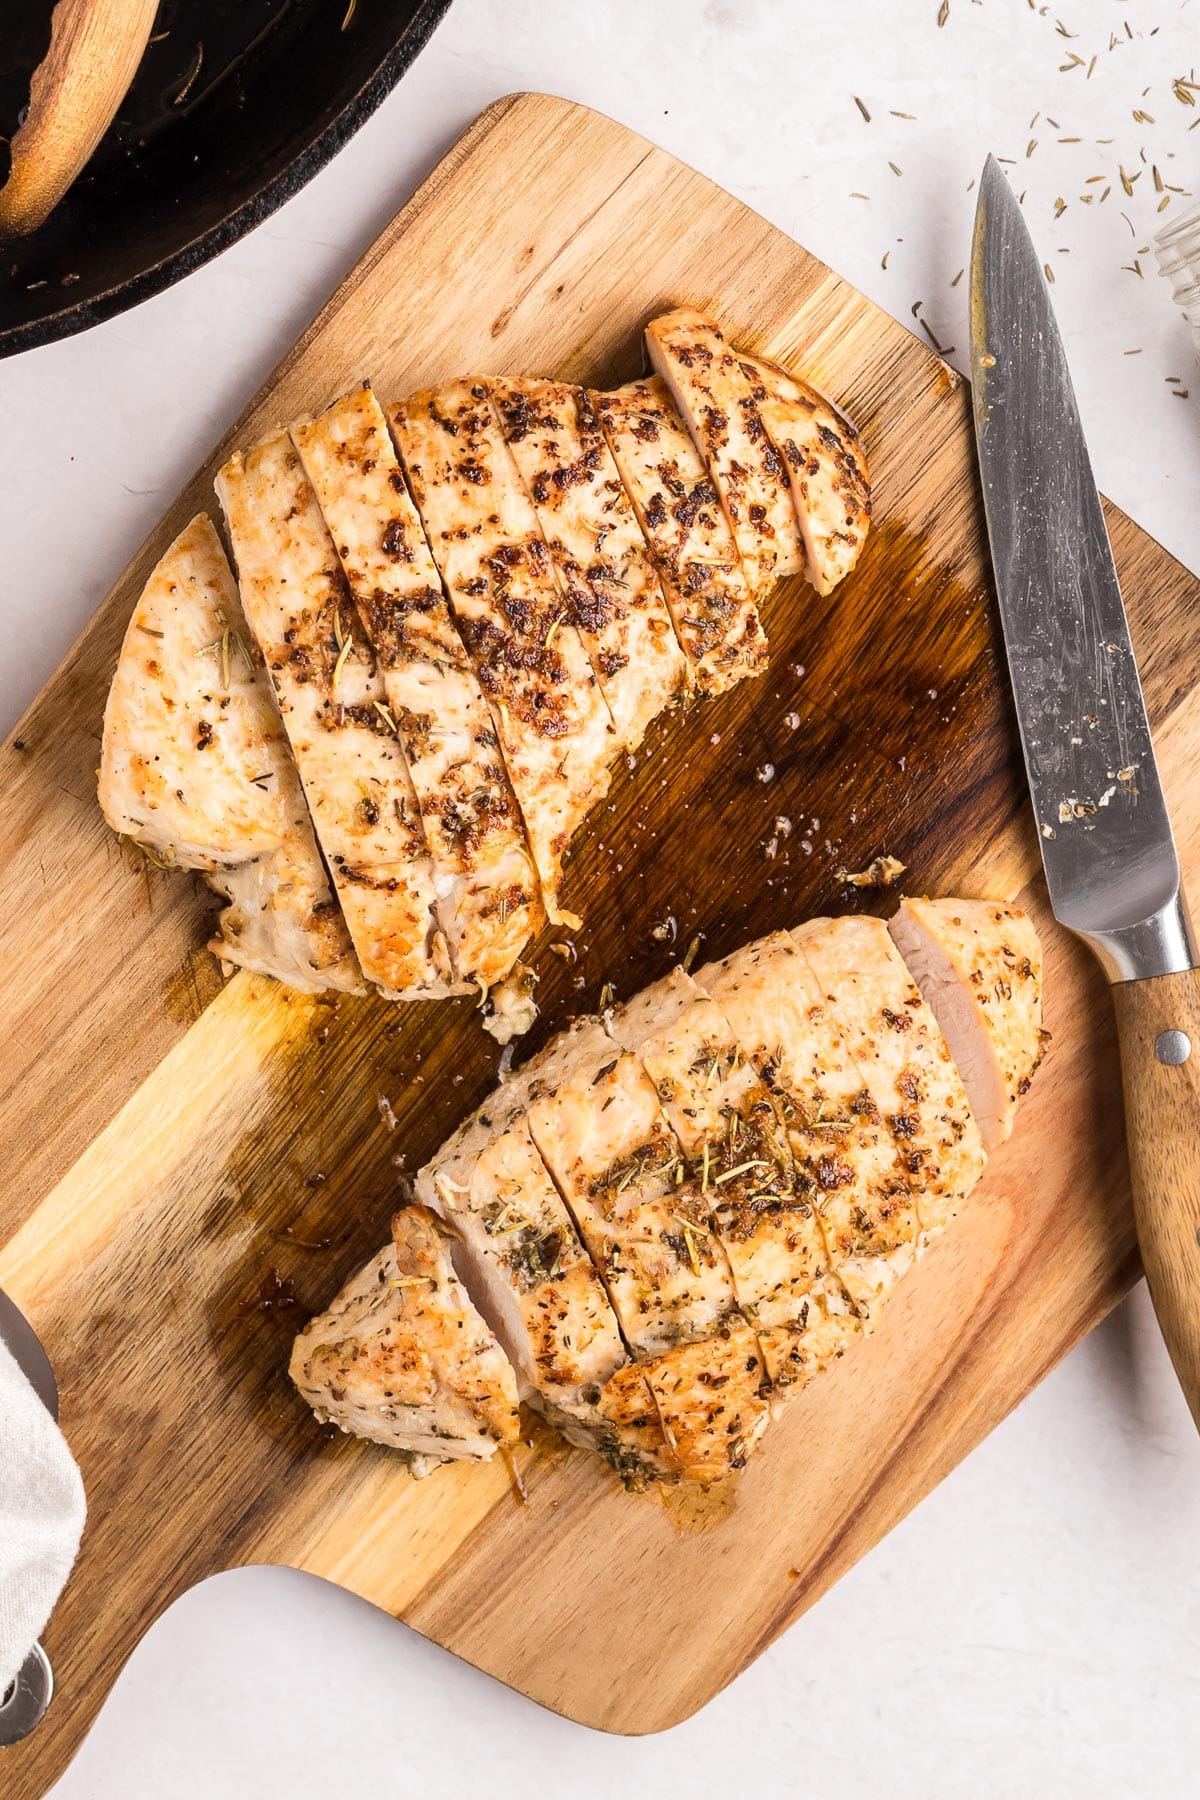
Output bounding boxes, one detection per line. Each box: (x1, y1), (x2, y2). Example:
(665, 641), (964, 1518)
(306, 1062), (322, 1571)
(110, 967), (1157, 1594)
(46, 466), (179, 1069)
(1078, 889), (1199, 984)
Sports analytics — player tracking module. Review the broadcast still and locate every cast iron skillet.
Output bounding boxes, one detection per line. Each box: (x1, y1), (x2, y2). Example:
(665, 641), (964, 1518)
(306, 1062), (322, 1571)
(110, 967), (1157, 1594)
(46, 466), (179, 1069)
(0, 0), (452, 358)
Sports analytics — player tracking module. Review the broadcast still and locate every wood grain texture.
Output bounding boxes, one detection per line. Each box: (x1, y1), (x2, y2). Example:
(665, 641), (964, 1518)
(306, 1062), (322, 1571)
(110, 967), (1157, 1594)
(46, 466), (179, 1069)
(0, 0), (159, 235)
(1113, 969), (1200, 1428)
(2, 92), (1198, 1793)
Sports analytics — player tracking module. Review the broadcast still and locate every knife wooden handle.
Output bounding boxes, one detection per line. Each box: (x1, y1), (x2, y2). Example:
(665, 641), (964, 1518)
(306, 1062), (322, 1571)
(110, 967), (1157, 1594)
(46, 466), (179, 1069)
(1113, 968), (1200, 1429)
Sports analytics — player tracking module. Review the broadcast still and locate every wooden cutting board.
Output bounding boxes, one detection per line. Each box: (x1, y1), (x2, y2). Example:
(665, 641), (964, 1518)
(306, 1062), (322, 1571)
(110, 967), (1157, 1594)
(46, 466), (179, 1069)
(4, 91), (1200, 1795)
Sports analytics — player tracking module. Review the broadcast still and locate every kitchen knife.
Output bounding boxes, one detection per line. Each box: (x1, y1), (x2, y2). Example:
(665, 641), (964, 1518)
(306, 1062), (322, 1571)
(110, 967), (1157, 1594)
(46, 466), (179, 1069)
(970, 153), (1200, 1428)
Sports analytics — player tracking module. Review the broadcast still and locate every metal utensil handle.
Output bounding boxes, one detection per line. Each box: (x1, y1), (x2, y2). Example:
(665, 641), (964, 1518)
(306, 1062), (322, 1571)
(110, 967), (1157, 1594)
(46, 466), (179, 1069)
(0, 1644), (53, 1747)
(0, 1291), (59, 1746)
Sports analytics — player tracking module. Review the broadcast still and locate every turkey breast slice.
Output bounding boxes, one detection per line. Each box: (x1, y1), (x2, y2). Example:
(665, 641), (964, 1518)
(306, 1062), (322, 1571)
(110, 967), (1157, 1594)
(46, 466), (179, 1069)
(740, 352), (871, 597)
(793, 916), (986, 1241)
(888, 897), (1046, 1150)
(216, 434), (458, 1000)
(98, 513), (362, 994)
(288, 1205), (519, 1475)
(632, 1321), (771, 1481)
(607, 968), (858, 1394)
(415, 1031), (674, 1482)
(490, 377), (689, 749)
(388, 382), (616, 926)
(591, 376), (767, 695)
(645, 308), (805, 596)
(694, 932), (921, 1324)
(525, 1017), (742, 1358)
(292, 384), (543, 990)
(526, 1008), (773, 1474)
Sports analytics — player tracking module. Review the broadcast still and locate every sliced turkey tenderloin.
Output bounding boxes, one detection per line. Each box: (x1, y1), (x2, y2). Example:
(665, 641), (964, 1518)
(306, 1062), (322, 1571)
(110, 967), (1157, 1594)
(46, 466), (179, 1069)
(591, 377), (766, 694)
(292, 383), (543, 990)
(637, 1320), (770, 1480)
(794, 915), (985, 1241)
(389, 382), (615, 926)
(415, 1032), (674, 1481)
(297, 899), (1042, 1485)
(490, 377), (689, 748)
(694, 931), (921, 1323)
(607, 967), (858, 1393)
(888, 897), (1045, 1150)
(217, 434), (457, 999)
(525, 1017), (742, 1357)
(288, 1205), (519, 1474)
(741, 352), (871, 597)
(645, 308), (804, 595)
(98, 513), (362, 994)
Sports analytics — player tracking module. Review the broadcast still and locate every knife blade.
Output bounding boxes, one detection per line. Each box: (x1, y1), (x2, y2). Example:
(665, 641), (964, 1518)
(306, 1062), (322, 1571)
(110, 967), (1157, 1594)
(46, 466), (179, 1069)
(970, 152), (1200, 1429)
(970, 154), (1194, 981)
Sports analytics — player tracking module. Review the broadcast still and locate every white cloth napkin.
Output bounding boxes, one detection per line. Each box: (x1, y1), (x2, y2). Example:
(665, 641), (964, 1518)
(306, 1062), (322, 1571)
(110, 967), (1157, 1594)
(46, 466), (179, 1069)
(0, 1335), (85, 1695)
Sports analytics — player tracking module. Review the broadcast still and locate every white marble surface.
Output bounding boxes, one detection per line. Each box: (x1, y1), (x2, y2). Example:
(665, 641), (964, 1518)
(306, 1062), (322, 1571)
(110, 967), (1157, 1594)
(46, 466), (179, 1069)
(3, 0), (1199, 1793)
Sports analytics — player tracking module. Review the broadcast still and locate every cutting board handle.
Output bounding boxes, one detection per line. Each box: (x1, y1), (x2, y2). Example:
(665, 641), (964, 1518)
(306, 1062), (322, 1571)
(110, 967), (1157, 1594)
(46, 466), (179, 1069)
(1113, 968), (1200, 1428)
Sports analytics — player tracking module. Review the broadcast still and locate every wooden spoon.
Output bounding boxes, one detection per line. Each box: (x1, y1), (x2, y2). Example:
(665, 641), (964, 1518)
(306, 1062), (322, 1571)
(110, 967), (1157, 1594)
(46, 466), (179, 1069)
(0, 0), (159, 237)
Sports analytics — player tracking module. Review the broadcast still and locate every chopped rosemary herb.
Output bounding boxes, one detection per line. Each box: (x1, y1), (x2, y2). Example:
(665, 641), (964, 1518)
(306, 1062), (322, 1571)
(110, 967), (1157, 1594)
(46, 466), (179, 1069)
(715, 1160), (771, 1185)
(331, 636), (353, 689)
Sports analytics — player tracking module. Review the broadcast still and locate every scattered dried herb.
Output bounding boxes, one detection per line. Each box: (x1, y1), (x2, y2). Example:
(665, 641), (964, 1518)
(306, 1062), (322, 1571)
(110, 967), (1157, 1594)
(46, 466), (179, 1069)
(173, 41), (203, 106)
